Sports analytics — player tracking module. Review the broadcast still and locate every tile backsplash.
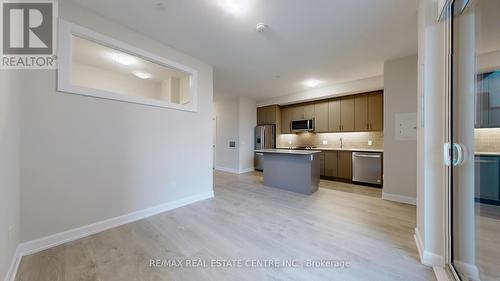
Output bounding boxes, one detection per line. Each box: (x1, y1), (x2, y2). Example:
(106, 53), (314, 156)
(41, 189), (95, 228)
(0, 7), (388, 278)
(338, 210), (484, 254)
(278, 131), (384, 149)
(475, 128), (500, 152)
(274, 128), (497, 152)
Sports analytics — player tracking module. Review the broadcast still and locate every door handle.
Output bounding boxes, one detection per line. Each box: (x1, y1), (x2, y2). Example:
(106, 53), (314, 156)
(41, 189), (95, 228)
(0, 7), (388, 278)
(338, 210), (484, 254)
(256, 153), (264, 156)
(444, 143), (466, 166)
(453, 143), (465, 166)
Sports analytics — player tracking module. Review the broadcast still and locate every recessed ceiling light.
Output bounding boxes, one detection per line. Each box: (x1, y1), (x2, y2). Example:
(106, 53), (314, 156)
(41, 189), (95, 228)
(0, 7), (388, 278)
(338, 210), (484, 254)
(133, 71), (152, 79)
(303, 79), (322, 88)
(112, 53), (135, 65)
(218, 0), (248, 15)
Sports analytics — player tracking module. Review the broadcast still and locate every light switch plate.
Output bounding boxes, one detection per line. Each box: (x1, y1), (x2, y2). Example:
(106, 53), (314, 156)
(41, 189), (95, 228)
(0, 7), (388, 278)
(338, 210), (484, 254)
(395, 112), (417, 141)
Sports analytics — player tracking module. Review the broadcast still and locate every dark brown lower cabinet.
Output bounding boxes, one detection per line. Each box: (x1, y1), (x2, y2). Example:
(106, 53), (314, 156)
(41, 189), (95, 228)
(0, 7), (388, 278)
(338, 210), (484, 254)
(318, 152), (325, 176)
(324, 151), (338, 177)
(321, 150), (352, 180)
(337, 151), (352, 180)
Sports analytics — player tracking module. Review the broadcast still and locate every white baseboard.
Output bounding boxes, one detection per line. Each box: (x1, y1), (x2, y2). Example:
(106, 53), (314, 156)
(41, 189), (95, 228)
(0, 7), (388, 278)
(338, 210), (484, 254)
(3, 246), (21, 281)
(382, 192), (416, 205)
(433, 266), (452, 281)
(238, 167), (255, 174)
(215, 166), (254, 174)
(414, 228), (445, 267)
(454, 260), (480, 281)
(15, 190), (214, 260)
(414, 228), (425, 261)
(4, 191), (213, 281)
(215, 166), (240, 174)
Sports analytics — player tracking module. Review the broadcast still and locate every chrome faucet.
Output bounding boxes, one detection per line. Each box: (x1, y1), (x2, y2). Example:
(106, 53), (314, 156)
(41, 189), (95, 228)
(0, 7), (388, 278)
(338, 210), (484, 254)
(339, 137), (343, 149)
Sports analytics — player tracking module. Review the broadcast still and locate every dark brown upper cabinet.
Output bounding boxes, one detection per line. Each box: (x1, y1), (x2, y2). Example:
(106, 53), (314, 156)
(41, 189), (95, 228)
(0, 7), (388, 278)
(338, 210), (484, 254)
(367, 92), (383, 131)
(354, 91), (383, 131)
(257, 105), (280, 126)
(314, 102), (329, 133)
(340, 96), (355, 131)
(274, 90), (383, 134)
(354, 94), (369, 131)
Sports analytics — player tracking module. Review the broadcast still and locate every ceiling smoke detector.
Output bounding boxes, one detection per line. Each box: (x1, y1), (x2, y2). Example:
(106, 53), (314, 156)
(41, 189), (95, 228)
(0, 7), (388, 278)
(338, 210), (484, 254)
(255, 23), (267, 33)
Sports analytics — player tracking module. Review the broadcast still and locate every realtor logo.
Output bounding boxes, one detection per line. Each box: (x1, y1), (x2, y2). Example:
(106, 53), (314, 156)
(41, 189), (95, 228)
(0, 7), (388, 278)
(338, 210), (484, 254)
(1, 0), (57, 69)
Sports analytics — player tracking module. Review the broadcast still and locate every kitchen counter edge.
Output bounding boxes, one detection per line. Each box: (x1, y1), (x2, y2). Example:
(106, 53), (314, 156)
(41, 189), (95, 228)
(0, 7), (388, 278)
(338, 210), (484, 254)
(255, 149), (322, 155)
(276, 147), (384, 153)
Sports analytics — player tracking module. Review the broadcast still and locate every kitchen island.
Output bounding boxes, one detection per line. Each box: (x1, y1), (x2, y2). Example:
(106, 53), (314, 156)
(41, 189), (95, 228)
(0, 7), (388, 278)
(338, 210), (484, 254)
(254, 149), (321, 195)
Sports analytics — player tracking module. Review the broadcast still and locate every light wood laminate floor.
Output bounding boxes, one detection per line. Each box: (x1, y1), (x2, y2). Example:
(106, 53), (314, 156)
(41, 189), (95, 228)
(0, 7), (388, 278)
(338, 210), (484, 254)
(476, 204), (500, 281)
(15, 171), (435, 281)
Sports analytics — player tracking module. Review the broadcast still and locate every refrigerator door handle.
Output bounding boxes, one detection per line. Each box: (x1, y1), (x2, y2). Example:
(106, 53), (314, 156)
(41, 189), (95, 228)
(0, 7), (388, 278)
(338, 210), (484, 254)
(262, 129), (266, 149)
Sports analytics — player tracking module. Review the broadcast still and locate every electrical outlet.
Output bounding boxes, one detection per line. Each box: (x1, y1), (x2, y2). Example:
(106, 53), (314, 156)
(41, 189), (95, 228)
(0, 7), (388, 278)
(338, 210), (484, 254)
(322, 140), (328, 145)
(368, 140), (373, 146)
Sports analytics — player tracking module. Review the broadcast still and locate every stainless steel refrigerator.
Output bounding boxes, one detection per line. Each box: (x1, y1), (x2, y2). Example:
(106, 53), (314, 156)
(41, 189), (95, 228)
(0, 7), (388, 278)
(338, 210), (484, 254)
(254, 125), (276, 171)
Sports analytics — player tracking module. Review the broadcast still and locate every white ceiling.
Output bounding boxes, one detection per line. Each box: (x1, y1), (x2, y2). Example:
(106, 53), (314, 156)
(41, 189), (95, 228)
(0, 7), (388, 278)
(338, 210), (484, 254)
(69, 0), (418, 101)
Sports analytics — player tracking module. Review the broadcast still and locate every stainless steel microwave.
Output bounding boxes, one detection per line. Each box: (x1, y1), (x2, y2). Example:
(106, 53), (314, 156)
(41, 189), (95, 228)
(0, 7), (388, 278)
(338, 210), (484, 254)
(291, 119), (314, 132)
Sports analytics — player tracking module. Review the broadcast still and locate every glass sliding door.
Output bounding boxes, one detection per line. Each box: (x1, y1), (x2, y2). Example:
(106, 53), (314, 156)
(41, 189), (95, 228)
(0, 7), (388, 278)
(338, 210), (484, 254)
(451, 0), (500, 280)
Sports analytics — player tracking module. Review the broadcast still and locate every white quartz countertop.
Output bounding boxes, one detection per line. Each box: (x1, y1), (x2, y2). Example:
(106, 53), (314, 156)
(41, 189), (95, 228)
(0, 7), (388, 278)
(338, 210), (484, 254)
(276, 147), (384, 153)
(475, 152), (500, 156)
(255, 149), (322, 155)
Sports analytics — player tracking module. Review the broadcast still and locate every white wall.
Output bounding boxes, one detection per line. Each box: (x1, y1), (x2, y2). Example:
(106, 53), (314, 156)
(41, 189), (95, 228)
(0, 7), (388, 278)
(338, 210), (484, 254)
(214, 97), (256, 173)
(214, 97), (240, 171)
(415, 0), (447, 267)
(238, 97), (257, 172)
(383, 55), (418, 204)
(257, 75), (383, 106)
(0, 70), (21, 280)
(179, 76), (190, 104)
(416, 0), (427, 254)
(19, 0), (214, 242)
(73, 63), (162, 99)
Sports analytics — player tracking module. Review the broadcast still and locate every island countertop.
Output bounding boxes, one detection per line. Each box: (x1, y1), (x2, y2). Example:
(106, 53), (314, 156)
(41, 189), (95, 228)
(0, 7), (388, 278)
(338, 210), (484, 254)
(255, 149), (322, 155)
(276, 147), (384, 153)
(475, 152), (500, 156)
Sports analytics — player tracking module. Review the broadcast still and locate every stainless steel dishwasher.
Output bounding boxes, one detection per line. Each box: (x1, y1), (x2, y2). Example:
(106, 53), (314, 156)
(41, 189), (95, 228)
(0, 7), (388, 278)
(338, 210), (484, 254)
(352, 152), (383, 185)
